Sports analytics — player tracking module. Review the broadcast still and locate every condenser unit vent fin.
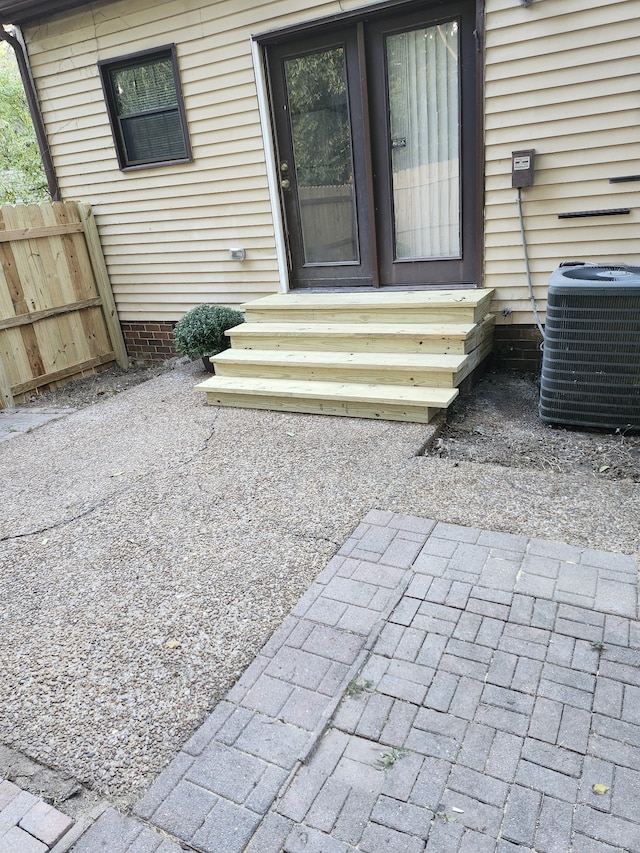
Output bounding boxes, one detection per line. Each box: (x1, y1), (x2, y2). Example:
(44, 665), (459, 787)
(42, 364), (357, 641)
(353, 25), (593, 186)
(540, 264), (640, 430)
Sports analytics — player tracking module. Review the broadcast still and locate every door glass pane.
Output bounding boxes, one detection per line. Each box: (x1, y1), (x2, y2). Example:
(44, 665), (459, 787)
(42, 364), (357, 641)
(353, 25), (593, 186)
(284, 48), (359, 264)
(386, 22), (460, 260)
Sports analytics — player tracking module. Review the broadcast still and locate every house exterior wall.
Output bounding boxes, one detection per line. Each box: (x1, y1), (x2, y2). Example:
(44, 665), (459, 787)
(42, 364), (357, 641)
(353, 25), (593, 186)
(484, 0), (640, 329)
(24, 0), (303, 324)
(22, 0), (640, 344)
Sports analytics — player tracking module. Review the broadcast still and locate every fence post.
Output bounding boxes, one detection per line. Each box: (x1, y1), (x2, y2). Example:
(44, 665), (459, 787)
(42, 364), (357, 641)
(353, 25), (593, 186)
(77, 203), (129, 369)
(0, 356), (14, 409)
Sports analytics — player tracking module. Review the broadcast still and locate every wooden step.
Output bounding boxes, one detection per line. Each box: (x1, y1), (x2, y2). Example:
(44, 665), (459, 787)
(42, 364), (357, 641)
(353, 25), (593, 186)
(227, 315), (495, 355)
(196, 290), (496, 424)
(243, 290), (494, 325)
(213, 349), (470, 387)
(194, 376), (458, 423)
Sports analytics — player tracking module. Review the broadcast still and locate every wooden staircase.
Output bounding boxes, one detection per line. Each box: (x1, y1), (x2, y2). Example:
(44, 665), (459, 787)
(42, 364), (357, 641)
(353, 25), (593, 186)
(195, 290), (495, 423)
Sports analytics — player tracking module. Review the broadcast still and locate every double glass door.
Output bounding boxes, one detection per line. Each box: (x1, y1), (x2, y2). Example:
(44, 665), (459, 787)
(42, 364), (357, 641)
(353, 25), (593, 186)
(266, 0), (478, 289)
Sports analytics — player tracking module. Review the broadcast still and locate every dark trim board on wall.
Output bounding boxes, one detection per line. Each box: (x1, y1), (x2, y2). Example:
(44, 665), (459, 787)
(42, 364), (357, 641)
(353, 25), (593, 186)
(255, 0), (481, 44)
(558, 209), (631, 219)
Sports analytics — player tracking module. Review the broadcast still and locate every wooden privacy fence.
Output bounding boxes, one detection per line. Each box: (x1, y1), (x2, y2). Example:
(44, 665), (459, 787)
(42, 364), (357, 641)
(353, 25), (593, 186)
(0, 201), (128, 409)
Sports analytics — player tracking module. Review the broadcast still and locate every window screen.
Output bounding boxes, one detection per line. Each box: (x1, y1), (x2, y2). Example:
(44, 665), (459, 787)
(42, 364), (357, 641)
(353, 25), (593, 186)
(99, 45), (192, 169)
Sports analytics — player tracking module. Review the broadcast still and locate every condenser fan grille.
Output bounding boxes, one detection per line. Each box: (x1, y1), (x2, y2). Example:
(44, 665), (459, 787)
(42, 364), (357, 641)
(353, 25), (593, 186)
(560, 265), (640, 282)
(540, 266), (640, 430)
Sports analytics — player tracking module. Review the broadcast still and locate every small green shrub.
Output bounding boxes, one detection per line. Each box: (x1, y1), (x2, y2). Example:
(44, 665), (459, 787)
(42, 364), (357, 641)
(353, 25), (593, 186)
(173, 304), (244, 360)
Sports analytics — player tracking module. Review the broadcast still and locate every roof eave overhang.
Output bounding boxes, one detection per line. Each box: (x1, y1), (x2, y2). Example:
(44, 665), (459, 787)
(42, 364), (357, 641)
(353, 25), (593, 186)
(0, 0), (96, 26)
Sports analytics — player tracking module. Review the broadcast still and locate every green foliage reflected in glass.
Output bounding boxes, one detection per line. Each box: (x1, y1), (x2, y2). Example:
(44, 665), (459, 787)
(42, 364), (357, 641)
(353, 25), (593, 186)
(111, 57), (177, 116)
(285, 48), (353, 188)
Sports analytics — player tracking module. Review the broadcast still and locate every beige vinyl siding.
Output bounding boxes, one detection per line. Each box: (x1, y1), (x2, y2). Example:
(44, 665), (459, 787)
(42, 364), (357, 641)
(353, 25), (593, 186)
(484, 0), (640, 326)
(25, 0), (350, 321)
(24, 0), (640, 325)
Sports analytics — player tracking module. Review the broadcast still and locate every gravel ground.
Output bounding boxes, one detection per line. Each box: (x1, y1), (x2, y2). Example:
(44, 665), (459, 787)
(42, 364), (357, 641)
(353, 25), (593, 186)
(1, 360), (638, 812)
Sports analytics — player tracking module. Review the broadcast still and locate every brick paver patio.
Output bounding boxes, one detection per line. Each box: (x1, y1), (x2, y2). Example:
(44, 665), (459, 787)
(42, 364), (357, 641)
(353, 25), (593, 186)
(0, 780), (74, 853)
(5, 511), (639, 852)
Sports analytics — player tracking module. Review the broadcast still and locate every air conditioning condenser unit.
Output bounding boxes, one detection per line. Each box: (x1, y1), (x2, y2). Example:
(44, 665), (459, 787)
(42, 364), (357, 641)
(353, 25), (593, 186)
(539, 262), (640, 430)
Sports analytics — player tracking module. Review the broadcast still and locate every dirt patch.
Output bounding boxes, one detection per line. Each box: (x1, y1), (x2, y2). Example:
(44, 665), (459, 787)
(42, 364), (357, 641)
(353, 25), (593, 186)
(16, 359), (186, 410)
(428, 369), (640, 483)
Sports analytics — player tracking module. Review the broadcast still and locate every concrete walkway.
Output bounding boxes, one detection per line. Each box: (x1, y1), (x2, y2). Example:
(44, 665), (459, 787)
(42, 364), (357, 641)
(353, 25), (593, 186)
(0, 408), (74, 443)
(28, 509), (635, 852)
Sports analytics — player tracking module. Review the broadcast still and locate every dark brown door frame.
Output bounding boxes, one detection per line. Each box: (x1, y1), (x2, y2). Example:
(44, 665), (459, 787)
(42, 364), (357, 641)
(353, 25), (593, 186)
(267, 29), (376, 289)
(259, 0), (485, 291)
(366, 1), (478, 288)
(356, 20), (380, 288)
(473, 0), (485, 291)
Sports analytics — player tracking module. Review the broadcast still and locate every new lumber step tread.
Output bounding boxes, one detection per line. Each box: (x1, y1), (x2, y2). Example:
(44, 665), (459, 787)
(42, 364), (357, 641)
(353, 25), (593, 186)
(213, 349), (469, 369)
(229, 322), (479, 339)
(243, 290), (494, 310)
(195, 376), (458, 407)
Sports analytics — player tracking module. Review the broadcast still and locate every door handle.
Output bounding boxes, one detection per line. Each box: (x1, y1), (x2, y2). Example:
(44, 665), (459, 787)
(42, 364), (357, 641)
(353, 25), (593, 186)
(280, 161), (289, 189)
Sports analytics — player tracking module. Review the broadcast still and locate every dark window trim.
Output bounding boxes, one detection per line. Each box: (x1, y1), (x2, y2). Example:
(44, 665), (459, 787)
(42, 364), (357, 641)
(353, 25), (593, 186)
(254, 0), (469, 44)
(98, 43), (192, 171)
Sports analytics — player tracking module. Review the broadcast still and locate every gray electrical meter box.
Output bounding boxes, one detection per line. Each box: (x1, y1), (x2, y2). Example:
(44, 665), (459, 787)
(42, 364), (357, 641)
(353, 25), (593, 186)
(512, 149), (535, 188)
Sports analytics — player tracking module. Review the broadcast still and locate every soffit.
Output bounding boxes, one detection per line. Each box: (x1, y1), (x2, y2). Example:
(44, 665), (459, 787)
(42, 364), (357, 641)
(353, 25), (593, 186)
(0, 0), (97, 25)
